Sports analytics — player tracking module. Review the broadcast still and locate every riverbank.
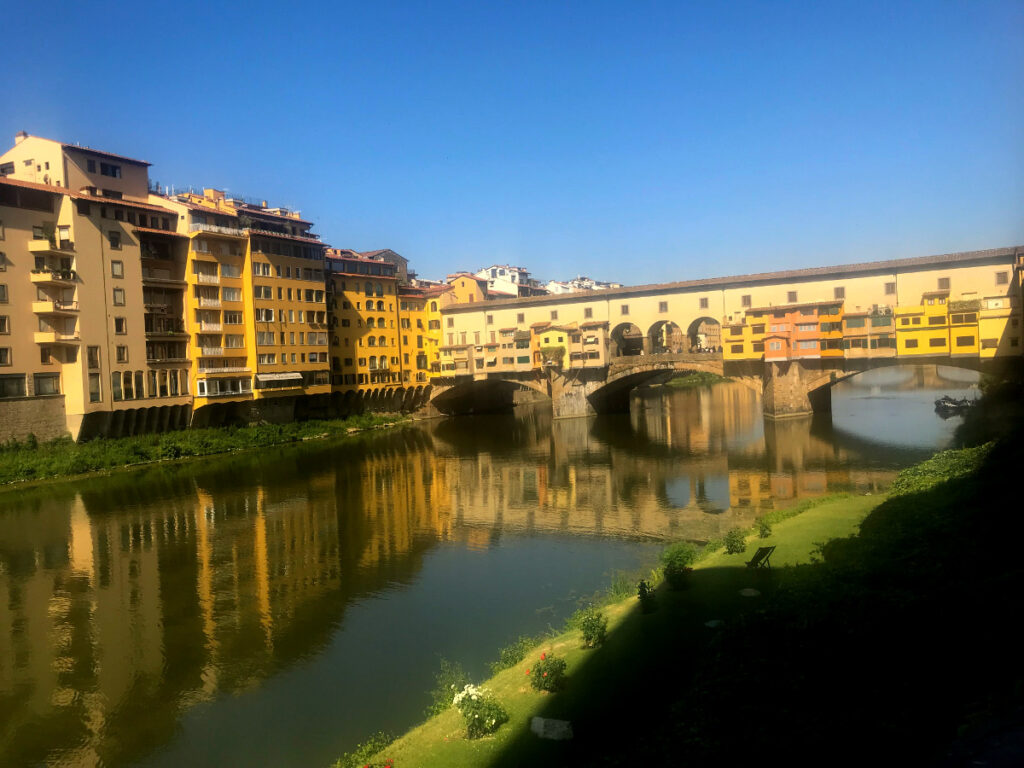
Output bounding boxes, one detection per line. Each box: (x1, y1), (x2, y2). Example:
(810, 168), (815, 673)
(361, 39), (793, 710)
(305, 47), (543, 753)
(340, 426), (1018, 767)
(334, 491), (887, 767)
(0, 412), (407, 489)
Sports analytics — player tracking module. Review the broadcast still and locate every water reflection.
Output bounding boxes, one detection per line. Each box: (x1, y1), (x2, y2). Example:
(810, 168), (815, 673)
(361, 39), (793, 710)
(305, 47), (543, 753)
(0, 370), (971, 767)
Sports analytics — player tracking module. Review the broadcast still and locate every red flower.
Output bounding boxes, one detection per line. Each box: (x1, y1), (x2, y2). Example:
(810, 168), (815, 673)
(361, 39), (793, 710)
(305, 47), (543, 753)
(540, 653), (546, 660)
(543, 672), (548, 677)
(526, 669), (530, 675)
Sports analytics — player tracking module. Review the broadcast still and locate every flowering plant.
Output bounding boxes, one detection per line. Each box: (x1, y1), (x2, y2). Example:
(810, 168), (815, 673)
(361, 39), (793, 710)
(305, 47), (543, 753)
(452, 684), (509, 739)
(526, 652), (567, 692)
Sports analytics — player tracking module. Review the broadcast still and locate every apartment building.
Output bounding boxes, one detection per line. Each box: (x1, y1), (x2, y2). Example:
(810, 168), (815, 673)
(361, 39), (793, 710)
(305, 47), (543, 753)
(155, 188), (331, 424)
(0, 134), (191, 441)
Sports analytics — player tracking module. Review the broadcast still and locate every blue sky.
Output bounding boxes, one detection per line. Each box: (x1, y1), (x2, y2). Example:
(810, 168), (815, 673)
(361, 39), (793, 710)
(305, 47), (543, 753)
(4, 1), (1022, 285)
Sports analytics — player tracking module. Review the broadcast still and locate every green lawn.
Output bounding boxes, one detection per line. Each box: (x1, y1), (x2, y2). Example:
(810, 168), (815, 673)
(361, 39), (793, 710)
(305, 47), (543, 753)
(343, 491), (885, 768)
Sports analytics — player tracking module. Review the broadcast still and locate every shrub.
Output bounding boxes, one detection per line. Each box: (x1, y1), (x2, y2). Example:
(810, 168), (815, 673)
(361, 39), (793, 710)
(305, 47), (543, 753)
(662, 541), (698, 589)
(452, 684), (509, 739)
(577, 607), (607, 647)
(724, 528), (747, 554)
(757, 518), (773, 539)
(330, 731), (394, 768)
(425, 658), (470, 717)
(527, 652), (567, 692)
(637, 579), (657, 612)
(489, 636), (535, 675)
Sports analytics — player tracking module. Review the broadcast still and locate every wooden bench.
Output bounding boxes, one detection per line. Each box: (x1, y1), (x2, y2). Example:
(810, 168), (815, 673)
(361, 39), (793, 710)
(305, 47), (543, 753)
(746, 545), (776, 570)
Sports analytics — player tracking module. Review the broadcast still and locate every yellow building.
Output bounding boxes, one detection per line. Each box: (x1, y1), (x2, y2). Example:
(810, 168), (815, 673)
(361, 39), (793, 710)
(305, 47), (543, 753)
(158, 188), (330, 423)
(895, 291), (951, 357)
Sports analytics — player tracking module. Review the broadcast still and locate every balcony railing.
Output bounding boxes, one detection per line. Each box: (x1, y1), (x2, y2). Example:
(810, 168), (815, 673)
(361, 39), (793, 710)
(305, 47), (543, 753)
(198, 365), (251, 373)
(28, 239), (74, 255)
(198, 297), (221, 308)
(190, 222), (245, 237)
(198, 322), (222, 332)
(200, 347), (224, 356)
(195, 273), (220, 285)
(30, 269), (77, 285)
(32, 300), (79, 314)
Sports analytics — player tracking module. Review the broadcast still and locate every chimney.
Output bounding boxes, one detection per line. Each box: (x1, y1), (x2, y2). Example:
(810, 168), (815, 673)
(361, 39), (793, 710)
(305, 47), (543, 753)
(261, 200), (267, 208)
(14, 131), (28, 144)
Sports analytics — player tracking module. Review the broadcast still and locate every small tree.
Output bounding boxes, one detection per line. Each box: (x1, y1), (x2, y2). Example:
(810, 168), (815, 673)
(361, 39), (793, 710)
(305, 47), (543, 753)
(724, 527), (747, 554)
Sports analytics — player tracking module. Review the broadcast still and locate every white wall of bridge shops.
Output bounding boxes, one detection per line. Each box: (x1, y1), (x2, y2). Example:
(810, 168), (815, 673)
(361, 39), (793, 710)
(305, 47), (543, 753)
(439, 249), (1022, 346)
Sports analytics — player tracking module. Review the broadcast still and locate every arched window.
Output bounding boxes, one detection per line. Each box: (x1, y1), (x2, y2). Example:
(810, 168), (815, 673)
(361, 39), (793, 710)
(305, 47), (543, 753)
(367, 317), (375, 328)
(368, 357), (377, 370)
(169, 370), (179, 396)
(368, 337), (376, 346)
(364, 282), (373, 296)
(111, 372), (123, 401)
(147, 370), (157, 397)
(430, 301), (437, 312)
(123, 371), (134, 399)
(135, 371), (144, 399)
(379, 355), (388, 369)
(378, 335), (386, 347)
(158, 370), (168, 397)
(375, 283), (383, 297)
(377, 300), (385, 311)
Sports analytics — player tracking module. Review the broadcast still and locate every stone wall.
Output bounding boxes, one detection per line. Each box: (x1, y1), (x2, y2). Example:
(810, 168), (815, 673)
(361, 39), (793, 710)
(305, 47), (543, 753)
(0, 395), (69, 442)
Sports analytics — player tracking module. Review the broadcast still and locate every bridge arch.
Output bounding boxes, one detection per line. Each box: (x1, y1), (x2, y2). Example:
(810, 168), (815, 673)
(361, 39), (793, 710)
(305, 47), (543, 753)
(647, 320), (685, 354)
(610, 322), (644, 357)
(686, 316), (722, 352)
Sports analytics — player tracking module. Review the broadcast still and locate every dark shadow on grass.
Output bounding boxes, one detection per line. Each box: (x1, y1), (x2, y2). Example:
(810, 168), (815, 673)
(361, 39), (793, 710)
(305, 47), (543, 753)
(487, 434), (1024, 767)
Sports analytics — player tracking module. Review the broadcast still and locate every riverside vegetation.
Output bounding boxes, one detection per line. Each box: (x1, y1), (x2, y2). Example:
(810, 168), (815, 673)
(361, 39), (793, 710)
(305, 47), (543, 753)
(332, 373), (1024, 767)
(0, 412), (406, 487)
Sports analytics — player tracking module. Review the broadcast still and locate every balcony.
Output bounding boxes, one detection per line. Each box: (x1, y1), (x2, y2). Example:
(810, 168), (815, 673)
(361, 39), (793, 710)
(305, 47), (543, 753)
(195, 273), (220, 285)
(30, 269), (76, 287)
(190, 222), (245, 237)
(34, 331), (80, 345)
(198, 297), (221, 308)
(142, 267), (186, 287)
(147, 356), (189, 363)
(32, 300), (79, 315)
(198, 365), (251, 374)
(198, 322), (223, 332)
(200, 347), (224, 356)
(28, 238), (74, 256)
(145, 319), (187, 337)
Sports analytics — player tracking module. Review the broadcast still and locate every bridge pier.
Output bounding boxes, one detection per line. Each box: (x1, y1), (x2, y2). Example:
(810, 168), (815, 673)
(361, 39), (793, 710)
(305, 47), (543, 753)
(762, 360), (834, 419)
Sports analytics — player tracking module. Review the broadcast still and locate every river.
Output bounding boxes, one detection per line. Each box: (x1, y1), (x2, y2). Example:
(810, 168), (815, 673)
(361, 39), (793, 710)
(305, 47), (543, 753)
(0, 365), (976, 767)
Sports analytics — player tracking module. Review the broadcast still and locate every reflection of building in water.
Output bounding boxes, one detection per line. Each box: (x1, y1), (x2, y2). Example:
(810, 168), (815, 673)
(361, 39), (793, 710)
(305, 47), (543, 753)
(0, 433), (456, 768)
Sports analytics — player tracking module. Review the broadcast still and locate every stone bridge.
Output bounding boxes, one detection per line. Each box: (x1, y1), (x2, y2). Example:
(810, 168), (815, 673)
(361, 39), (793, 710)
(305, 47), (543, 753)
(429, 351), (1017, 420)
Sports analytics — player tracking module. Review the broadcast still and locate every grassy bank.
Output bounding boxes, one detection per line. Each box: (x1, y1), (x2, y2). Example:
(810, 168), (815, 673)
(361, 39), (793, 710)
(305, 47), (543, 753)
(333, 491), (888, 768)
(664, 370), (731, 388)
(0, 412), (406, 488)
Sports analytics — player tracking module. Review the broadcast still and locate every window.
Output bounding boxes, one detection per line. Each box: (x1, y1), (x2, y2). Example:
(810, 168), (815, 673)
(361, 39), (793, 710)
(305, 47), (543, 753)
(845, 317), (866, 328)
(0, 316), (7, 334)
(114, 317), (127, 334)
(517, 312), (525, 323)
(768, 341), (782, 351)
(551, 310), (559, 320)
(88, 372), (101, 402)
(0, 347), (9, 365)
(926, 337), (946, 348)
(928, 316), (945, 325)
(956, 336), (974, 347)
(221, 264), (241, 278)
(108, 231), (121, 250)
(752, 324), (765, 334)
(446, 317), (454, 328)
(619, 305), (628, 316)
(100, 162), (121, 178)
(659, 301), (668, 313)
(223, 287), (241, 302)
(883, 281), (896, 295)
(797, 340), (817, 350)
(486, 314), (493, 325)
(996, 271), (1009, 285)
(0, 374), (25, 397)
(787, 291), (798, 303)
(584, 307), (593, 319)
(224, 311), (243, 324)
(34, 374), (59, 396)
(833, 286), (845, 300)
(116, 345), (128, 363)
(258, 353), (277, 364)
(699, 297), (709, 310)
(111, 260), (123, 278)
(0, 251), (6, 271)
(797, 323), (816, 331)
(905, 339), (919, 349)
(741, 295), (751, 308)
(938, 277), (950, 291)
(254, 285), (272, 299)
(112, 287), (125, 305)
(0, 284), (7, 303)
